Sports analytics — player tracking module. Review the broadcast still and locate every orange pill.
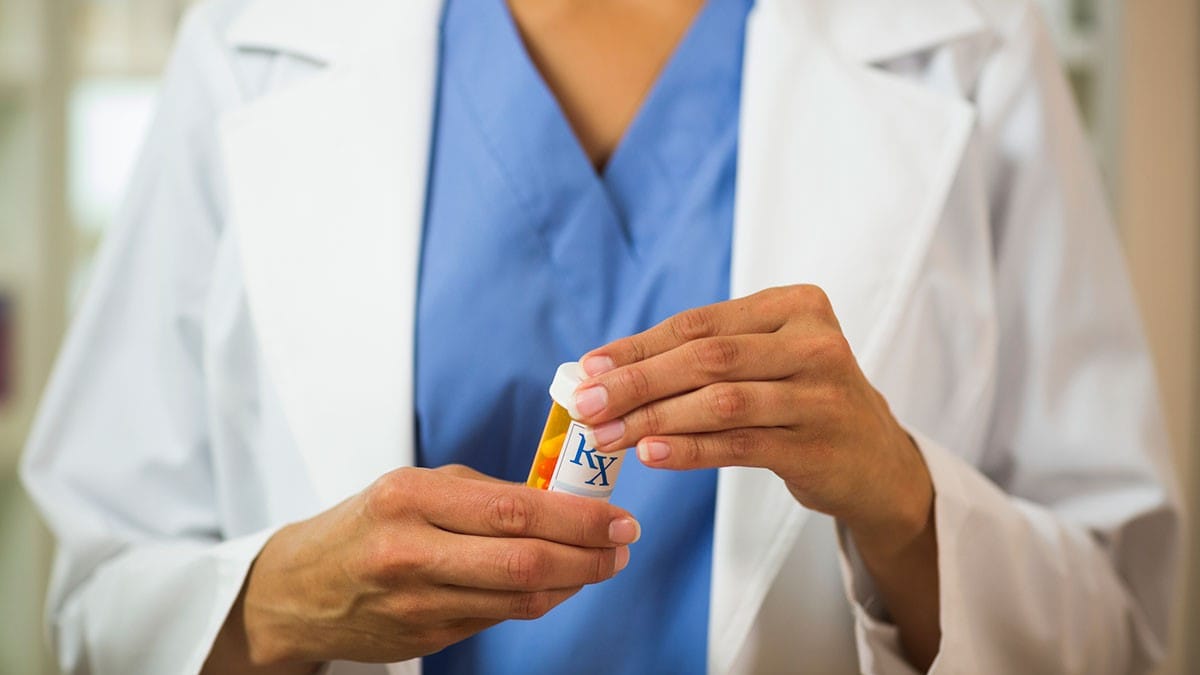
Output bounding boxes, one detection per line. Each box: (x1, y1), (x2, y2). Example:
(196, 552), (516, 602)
(537, 455), (557, 481)
(526, 404), (573, 488)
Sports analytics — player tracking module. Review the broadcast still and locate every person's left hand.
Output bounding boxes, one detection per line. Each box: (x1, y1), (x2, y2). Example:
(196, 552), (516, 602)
(572, 285), (933, 556)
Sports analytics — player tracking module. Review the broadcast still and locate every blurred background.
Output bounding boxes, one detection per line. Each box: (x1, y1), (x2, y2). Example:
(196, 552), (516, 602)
(0, 0), (1196, 673)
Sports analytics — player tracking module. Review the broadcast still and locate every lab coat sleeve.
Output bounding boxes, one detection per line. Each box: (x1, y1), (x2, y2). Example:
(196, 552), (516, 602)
(836, 6), (1182, 675)
(19, 5), (277, 674)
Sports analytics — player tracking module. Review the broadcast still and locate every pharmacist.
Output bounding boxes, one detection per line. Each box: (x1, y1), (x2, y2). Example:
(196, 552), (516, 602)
(22, 0), (1180, 673)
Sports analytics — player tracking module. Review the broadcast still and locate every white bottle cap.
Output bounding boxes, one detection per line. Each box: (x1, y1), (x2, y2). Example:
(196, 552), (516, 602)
(548, 361), (587, 419)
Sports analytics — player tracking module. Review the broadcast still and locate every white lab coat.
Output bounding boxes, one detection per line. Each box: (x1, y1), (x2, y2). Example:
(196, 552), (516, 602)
(21, 0), (1181, 673)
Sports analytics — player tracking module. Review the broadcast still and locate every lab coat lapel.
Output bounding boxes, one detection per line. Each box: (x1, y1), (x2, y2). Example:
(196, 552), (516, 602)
(221, 0), (443, 508)
(710, 0), (981, 670)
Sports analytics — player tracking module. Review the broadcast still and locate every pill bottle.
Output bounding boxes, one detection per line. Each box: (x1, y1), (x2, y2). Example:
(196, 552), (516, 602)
(526, 362), (625, 501)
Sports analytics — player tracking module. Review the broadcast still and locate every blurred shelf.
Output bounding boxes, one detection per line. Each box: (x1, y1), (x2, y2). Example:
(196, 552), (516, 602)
(0, 418), (30, 473)
(75, 47), (174, 79)
(80, 62), (168, 80)
(0, 81), (32, 100)
(0, 63), (36, 99)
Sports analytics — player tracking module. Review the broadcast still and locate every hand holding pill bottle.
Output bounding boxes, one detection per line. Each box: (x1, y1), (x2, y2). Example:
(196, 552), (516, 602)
(526, 362), (625, 501)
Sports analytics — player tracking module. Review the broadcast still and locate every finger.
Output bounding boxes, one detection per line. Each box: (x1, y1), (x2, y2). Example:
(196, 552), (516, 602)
(591, 381), (800, 453)
(580, 290), (791, 376)
(400, 472), (641, 547)
(574, 333), (794, 424)
(441, 586), (584, 622)
(425, 532), (629, 591)
(634, 427), (796, 471)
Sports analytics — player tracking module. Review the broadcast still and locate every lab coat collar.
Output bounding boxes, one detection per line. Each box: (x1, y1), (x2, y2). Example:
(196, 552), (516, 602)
(225, 0), (989, 67)
(225, 0), (442, 65)
(802, 0), (989, 63)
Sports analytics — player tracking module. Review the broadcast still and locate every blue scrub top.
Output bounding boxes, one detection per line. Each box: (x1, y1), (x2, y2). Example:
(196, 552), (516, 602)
(415, 0), (751, 672)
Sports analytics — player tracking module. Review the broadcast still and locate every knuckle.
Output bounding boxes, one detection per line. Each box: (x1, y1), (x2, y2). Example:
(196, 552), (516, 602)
(591, 549), (615, 583)
(487, 492), (535, 537)
(670, 307), (714, 342)
(365, 468), (417, 518)
(761, 286), (794, 310)
(682, 434), (707, 465)
(591, 504), (626, 544)
(627, 337), (647, 364)
(504, 545), (546, 588)
(511, 591), (555, 620)
(575, 504), (610, 541)
(801, 281), (830, 302)
(637, 403), (666, 436)
(781, 284), (807, 302)
(692, 337), (740, 376)
(760, 286), (789, 301)
(708, 384), (751, 422)
(435, 463), (473, 479)
(809, 333), (852, 365)
(799, 284), (832, 311)
(758, 286), (804, 322)
(726, 428), (758, 463)
(774, 284), (806, 307)
(617, 365), (653, 400)
(364, 535), (426, 584)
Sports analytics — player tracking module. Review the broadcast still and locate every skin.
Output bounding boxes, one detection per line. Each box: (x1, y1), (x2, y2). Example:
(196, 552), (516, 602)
(507, 0), (706, 167)
(574, 286), (941, 670)
(205, 2), (941, 672)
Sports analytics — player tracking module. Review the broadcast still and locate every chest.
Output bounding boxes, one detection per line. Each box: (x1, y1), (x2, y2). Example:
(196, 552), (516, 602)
(506, 0), (705, 166)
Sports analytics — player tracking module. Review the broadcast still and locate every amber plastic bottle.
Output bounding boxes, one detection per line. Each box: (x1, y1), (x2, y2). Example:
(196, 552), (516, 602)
(525, 362), (625, 501)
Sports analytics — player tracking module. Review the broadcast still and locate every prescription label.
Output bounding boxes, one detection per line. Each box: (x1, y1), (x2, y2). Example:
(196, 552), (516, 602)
(548, 421), (624, 501)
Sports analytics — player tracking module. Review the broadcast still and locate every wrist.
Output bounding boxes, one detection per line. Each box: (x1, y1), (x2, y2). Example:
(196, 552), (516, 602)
(205, 567), (318, 675)
(242, 526), (322, 673)
(849, 431), (934, 563)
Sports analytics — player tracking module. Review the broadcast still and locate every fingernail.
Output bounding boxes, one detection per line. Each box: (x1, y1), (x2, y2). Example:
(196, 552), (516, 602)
(638, 440), (671, 463)
(614, 546), (631, 573)
(582, 355), (616, 376)
(593, 419), (624, 446)
(609, 517), (641, 544)
(574, 386), (608, 417)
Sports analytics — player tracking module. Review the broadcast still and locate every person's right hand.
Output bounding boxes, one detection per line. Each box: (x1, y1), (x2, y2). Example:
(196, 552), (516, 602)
(224, 464), (639, 670)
